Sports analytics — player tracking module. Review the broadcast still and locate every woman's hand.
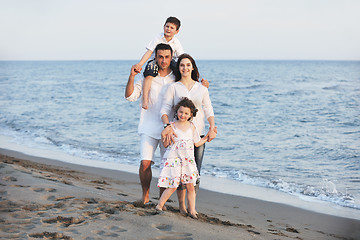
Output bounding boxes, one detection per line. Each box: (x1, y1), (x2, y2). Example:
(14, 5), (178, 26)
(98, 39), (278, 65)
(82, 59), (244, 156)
(161, 125), (177, 145)
(206, 126), (217, 142)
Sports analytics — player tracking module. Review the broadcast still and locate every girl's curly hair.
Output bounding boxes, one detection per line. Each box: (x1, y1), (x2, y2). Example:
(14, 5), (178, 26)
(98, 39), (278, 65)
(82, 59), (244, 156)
(174, 97), (198, 121)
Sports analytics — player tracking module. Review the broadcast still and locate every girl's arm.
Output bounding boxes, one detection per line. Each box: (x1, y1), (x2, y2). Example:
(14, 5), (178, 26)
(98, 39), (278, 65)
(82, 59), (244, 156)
(194, 135), (208, 147)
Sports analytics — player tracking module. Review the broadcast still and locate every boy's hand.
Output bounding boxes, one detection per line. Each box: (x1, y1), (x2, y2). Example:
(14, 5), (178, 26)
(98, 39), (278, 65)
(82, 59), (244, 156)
(201, 78), (209, 88)
(133, 64), (142, 73)
(130, 65), (140, 76)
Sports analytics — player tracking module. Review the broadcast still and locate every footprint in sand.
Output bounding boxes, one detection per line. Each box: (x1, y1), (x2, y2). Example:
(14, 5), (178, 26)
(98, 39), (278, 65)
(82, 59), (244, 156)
(91, 230), (119, 238)
(2, 176), (17, 181)
(105, 225), (127, 233)
(152, 223), (193, 240)
(42, 195), (56, 201)
(30, 187), (45, 192)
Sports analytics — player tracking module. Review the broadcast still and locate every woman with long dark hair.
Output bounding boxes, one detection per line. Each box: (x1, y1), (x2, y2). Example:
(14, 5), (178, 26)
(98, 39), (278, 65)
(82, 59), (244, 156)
(160, 53), (217, 216)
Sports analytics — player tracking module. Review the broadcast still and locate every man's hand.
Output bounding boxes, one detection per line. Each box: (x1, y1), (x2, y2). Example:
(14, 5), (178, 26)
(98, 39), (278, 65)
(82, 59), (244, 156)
(201, 78), (209, 88)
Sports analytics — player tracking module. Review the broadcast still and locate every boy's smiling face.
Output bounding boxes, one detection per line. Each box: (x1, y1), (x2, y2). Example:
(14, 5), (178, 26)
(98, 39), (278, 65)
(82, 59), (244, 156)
(163, 23), (179, 40)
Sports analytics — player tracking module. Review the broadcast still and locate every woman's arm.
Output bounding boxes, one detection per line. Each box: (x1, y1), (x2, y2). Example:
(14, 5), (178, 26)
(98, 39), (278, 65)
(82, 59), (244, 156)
(161, 114), (176, 145)
(161, 127), (171, 148)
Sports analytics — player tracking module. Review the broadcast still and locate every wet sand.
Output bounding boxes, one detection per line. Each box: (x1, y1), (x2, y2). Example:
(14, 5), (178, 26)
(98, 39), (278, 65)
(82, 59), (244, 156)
(1, 148), (359, 240)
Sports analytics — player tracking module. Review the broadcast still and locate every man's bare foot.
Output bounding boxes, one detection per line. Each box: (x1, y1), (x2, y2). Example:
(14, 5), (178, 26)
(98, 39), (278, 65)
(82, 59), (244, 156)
(141, 195), (150, 205)
(142, 103), (148, 109)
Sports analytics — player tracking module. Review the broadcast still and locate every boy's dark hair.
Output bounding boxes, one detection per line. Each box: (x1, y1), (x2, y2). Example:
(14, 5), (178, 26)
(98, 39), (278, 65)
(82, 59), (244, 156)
(165, 16), (181, 30)
(174, 97), (198, 121)
(155, 43), (173, 57)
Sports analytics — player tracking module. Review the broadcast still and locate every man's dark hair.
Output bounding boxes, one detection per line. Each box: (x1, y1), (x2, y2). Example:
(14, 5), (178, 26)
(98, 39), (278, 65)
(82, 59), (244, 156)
(154, 43), (173, 57)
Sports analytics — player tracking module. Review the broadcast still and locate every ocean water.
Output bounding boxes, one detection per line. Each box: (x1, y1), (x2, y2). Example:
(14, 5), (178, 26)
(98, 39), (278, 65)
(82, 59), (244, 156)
(1, 60), (359, 215)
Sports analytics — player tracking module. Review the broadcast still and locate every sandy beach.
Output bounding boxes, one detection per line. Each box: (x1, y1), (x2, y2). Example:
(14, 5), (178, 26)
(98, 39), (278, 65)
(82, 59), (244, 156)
(1, 148), (359, 240)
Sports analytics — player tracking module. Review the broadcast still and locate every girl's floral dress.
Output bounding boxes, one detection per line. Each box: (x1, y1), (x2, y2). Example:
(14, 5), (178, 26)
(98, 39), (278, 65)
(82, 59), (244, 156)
(158, 124), (200, 188)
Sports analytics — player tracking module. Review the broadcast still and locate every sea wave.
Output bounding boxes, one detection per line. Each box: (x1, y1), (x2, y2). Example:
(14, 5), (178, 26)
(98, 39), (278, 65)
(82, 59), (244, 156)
(201, 166), (359, 210)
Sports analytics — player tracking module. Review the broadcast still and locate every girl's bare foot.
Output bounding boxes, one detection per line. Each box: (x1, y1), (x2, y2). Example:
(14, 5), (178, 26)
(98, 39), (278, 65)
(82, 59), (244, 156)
(155, 204), (163, 211)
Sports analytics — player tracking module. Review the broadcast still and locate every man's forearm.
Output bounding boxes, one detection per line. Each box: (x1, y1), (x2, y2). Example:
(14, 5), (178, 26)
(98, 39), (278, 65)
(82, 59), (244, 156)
(125, 74), (135, 98)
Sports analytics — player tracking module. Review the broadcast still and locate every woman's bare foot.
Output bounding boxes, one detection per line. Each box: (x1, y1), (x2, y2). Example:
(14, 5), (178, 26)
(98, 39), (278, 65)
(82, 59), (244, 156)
(179, 205), (188, 216)
(189, 211), (198, 219)
(179, 209), (188, 216)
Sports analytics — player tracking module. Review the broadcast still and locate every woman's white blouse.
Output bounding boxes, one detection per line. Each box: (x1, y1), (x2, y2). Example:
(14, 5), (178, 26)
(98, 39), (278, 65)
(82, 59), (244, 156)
(160, 81), (214, 135)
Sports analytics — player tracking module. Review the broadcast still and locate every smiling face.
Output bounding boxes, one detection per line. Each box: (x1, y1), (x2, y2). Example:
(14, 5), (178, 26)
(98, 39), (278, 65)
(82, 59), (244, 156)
(177, 106), (192, 122)
(179, 58), (193, 78)
(163, 22), (179, 39)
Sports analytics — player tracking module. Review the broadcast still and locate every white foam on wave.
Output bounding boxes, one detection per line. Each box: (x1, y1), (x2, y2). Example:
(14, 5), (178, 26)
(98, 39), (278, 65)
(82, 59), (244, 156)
(202, 167), (360, 213)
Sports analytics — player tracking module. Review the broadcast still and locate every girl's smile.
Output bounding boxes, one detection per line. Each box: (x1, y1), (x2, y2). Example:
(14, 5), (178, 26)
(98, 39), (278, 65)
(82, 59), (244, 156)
(177, 106), (192, 122)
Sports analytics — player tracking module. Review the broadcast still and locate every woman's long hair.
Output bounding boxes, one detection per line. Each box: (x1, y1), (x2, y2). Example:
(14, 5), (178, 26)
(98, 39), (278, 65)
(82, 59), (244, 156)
(175, 53), (200, 82)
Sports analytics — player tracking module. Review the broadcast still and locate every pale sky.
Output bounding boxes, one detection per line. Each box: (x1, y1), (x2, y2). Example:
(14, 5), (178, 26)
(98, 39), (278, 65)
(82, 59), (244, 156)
(1, 0), (359, 60)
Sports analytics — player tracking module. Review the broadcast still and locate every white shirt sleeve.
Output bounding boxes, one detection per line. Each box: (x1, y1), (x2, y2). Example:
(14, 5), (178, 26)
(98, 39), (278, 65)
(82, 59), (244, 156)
(146, 34), (162, 52)
(125, 79), (142, 102)
(173, 38), (184, 59)
(160, 83), (175, 118)
(202, 87), (215, 119)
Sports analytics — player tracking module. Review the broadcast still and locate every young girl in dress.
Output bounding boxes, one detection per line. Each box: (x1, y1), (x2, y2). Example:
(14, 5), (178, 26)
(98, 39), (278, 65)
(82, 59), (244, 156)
(156, 97), (208, 218)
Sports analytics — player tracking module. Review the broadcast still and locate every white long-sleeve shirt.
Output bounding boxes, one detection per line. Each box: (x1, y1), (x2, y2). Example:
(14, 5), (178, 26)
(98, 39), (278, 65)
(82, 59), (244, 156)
(126, 72), (175, 139)
(160, 81), (215, 135)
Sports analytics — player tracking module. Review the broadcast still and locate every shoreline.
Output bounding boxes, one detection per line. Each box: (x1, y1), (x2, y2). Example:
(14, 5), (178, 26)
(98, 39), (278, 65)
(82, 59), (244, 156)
(1, 148), (359, 239)
(1, 133), (360, 221)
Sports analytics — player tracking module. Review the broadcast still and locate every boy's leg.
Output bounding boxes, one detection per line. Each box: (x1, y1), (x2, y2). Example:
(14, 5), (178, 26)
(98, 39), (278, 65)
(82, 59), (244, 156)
(142, 76), (153, 109)
(142, 59), (158, 109)
(185, 184), (197, 218)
